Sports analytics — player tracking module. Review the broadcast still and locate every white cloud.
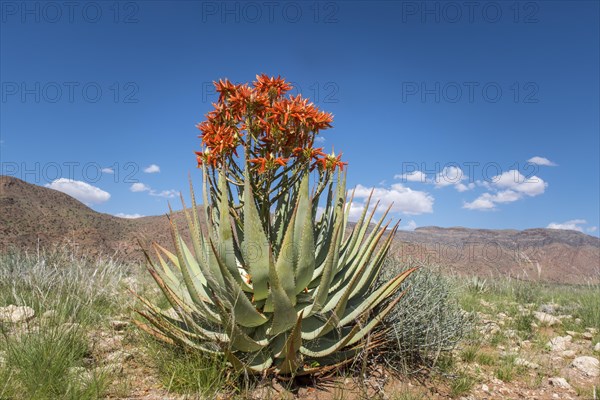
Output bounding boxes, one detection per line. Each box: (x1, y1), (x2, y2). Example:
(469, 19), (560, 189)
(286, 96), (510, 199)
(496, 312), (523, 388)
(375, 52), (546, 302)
(492, 170), (547, 196)
(130, 182), (178, 198)
(101, 167), (114, 174)
(115, 213), (144, 219)
(430, 166), (475, 192)
(395, 167), (474, 192)
(491, 190), (522, 203)
(455, 182), (475, 192)
(463, 190), (522, 210)
(45, 178), (110, 205)
(398, 220), (418, 231)
(143, 164), (161, 173)
(527, 156), (557, 167)
(394, 170), (428, 183)
(465, 170), (547, 211)
(587, 226), (598, 233)
(547, 219), (588, 232)
(463, 195), (496, 210)
(314, 136), (326, 143)
(130, 183), (150, 192)
(350, 183), (434, 219)
(150, 189), (179, 198)
(434, 166), (464, 188)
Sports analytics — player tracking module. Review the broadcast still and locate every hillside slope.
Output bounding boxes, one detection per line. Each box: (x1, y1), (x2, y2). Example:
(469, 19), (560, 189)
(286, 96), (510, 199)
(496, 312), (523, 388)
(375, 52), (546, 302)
(1, 176), (598, 284)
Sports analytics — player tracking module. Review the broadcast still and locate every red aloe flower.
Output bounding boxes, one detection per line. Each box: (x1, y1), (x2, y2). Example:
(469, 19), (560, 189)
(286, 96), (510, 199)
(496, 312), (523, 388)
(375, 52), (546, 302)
(195, 75), (344, 172)
(248, 157), (267, 173)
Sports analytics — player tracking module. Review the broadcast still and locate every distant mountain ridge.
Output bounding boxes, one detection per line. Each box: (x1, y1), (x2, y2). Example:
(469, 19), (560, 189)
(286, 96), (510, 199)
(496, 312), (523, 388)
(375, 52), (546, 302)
(1, 175), (598, 284)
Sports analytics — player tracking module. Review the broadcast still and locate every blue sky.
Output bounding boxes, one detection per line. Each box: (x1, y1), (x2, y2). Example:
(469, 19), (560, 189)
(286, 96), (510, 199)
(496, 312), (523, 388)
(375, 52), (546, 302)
(1, 0), (598, 235)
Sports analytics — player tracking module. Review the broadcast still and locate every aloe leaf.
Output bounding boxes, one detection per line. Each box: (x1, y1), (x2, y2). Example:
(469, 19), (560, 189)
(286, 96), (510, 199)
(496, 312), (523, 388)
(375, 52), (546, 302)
(187, 176), (208, 266)
(350, 224), (398, 300)
(277, 311), (304, 374)
(212, 295), (269, 352)
(294, 175), (315, 294)
(224, 349), (273, 374)
(339, 267), (417, 327)
(327, 217), (390, 298)
(300, 324), (359, 358)
(275, 203), (298, 304)
(266, 247), (297, 336)
(243, 167), (270, 301)
(345, 284), (412, 347)
(309, 221), (342, 315)
(209, 240), (268, 328)
(218, 171), (244, 285)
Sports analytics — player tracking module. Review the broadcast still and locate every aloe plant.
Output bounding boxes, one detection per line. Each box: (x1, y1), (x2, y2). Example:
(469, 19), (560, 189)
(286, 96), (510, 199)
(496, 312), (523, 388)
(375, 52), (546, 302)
(135, 170), (413, 375)
(134, 75), (415, 376)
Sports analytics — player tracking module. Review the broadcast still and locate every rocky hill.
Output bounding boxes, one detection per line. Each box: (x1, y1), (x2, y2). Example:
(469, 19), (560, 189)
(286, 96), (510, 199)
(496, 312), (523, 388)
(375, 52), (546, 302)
(1, 176), (598, 284)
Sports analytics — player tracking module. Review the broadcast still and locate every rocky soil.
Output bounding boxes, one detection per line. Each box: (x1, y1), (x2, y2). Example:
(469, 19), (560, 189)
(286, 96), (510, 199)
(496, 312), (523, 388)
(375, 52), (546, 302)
(1, 296), (598, 399)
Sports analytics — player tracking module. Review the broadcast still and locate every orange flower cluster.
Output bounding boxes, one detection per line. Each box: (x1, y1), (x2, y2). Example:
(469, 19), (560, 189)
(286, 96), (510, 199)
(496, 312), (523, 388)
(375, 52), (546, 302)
(195, 74), (346, 173)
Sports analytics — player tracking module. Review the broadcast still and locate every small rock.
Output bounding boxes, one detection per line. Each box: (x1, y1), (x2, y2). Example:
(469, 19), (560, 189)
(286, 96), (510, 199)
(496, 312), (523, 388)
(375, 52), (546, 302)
(548, 377), (571, 389)
(566, 330), (578, 336)
(575, 318), (582, 324)
(480, 300), (493, 308)
(539, 303), (559, 315)
(594, 343), (600, 352)
(479, 321), (501, 337)
(491, 377), (503, 385)
(106, 350), (133, 364)
(110, 320), (129, 331)
(0, 305), (35, 323)
(561, 350), (576, 358)
(481, 384), (490, 392)
(586, 327), (599, 334)
(89, 331), (123, 354)
(582, 332), (593, 340)
(96, 363), (123, 376)
(571, 356), (600, 377)
(0, 350), (6, 367)
(504, 329), (518, 339)
(534, 311), (561, 326)
(515, 358), (539, 369)
(547, 335), (572, 352)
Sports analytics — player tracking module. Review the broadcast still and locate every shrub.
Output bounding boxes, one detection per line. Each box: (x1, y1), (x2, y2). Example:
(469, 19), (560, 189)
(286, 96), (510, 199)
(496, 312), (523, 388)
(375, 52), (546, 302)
(376, 259), (473, 373)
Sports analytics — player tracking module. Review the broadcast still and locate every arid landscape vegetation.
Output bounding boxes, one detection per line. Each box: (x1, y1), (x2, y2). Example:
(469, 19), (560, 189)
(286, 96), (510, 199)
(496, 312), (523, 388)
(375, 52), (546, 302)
(1, 175), (598, 399)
